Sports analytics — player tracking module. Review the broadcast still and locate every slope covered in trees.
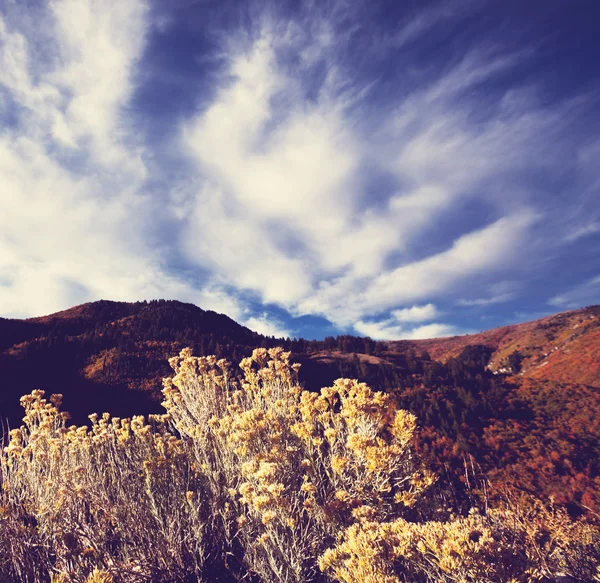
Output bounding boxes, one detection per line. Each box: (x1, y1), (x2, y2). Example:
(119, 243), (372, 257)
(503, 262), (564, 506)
(390, 305), (600, 386)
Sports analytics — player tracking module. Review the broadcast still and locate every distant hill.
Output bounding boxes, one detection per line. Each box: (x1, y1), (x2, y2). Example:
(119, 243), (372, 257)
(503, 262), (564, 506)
(389, 305), (600, 387)
(0, 299), (405, 424)
(1, 301), (599, 514)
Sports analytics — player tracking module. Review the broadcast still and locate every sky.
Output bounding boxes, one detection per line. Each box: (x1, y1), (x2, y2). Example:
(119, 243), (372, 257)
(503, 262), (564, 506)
(1, 0), (600, 340)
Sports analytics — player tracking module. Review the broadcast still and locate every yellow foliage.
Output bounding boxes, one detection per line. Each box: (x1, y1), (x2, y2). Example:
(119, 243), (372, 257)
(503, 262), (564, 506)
(162, 347), (432, 582)
(320, 502), (600, 583)
(0, 388), (208, 582)
(86, 569), (113, 583)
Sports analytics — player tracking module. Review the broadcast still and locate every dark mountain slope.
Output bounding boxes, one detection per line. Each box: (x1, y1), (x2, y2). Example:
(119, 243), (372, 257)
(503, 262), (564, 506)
(0, 300), (263, 425)
(0, 317), (45, 352)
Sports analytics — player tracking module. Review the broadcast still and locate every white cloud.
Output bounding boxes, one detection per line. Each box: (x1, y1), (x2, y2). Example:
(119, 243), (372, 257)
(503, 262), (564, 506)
(548, 275), (600, 310)
(564, 222), (600, 242)
(177, 11), (555, 328)
(49, 0), (149, 167)
(354, 302), (469, 340)
(353, 320), (404, 340)
(456, 281), (518, 307)
(355, 318), (468, 341)
(457, 295), (514, 307)
(300, 211), (537, 325)
(405, 323), (470, 340)
(391, 303), (439, 322)
(244, 314), (291, 338)
(0, 1), (201, 319)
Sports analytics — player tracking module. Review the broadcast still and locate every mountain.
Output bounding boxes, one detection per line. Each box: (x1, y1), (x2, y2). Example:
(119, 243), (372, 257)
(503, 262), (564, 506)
(0, 299), (408, 425)
(1, 300), (599, 514)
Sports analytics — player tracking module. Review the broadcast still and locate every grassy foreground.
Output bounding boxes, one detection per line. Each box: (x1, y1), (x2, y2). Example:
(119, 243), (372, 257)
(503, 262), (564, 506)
(1, 348), (599, 582)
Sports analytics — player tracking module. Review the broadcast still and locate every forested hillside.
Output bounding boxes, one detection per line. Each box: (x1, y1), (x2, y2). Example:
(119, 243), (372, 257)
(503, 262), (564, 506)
(392, 305), (600, 386)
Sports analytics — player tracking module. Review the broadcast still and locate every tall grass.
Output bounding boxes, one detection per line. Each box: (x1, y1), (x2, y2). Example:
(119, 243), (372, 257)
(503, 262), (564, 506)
(1, 347), (598, 582)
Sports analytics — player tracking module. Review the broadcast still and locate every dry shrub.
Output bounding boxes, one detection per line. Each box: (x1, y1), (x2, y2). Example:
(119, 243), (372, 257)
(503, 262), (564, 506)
(320, 502), (600, 583)
(319, 508), (521, 583)
(1, 347), (599, 583)
(0, 391), (209, 582)
(163, 347), (431, 583)
(502, 496), (600, 581)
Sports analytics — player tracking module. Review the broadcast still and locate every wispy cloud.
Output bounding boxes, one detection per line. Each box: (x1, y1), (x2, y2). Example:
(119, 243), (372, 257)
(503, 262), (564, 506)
(0, 0), (197, 318)
(1, 0), (599, 340)
(244, 314), (291, 338)
(391, 303), (439, 322)
(548, 275), (600, 310)
(457, 282), (518, 307)
(176, 2), (593, 332)
(457, 295), (514, 307)
(355, 320), (470, 341)
(564, 222), (600, 243)
(354, 301), (470, 340)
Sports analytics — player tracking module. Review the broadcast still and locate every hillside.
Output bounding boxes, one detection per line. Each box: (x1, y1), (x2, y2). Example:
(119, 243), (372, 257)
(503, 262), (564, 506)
(1, 301), (600, 515)
(0, 300), (407, 425)
(4, 302), (598, 414)
(389, 305), (600, 387)
(0, 300), (265, 425)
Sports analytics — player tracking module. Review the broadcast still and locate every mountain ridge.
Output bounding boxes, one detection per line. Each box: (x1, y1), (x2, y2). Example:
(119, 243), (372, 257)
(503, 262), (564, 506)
(2, 300), (599, 392)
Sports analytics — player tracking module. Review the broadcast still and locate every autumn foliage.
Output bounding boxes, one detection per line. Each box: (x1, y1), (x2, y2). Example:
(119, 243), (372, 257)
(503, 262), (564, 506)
(1, 348), (599, 582)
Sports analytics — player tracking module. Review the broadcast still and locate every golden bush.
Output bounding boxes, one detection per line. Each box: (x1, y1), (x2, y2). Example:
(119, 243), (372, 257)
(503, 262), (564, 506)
(0, 390), (208, 582)
(163, 347), (431, 582)
(319, 508), (523, 583)
(320, 502), (600, 583)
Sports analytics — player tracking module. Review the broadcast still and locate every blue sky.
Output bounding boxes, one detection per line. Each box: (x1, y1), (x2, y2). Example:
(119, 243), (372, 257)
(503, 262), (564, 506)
(1, 0), (599, 340)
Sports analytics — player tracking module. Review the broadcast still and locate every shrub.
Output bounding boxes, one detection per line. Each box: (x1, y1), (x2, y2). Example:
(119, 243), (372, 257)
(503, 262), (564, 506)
(0, 391), (208, 582)
(163, 347), (432, 582)
(320, 501), (600, 583)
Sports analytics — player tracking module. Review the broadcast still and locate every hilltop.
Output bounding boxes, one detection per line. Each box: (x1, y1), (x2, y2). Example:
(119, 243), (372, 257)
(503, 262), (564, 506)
(0, 300), (264, 425)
